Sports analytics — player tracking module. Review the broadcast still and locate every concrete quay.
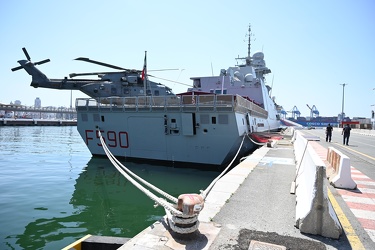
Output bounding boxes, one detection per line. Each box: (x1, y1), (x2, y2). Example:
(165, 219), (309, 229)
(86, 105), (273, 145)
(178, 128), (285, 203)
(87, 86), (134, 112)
(66, 128), (374, 250)
(0, 118), (76, 126)
(115, 127), (375, 250)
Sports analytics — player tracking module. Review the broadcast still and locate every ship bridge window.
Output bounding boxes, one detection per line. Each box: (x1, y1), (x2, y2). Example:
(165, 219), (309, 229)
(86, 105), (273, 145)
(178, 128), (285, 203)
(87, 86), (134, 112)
(193, 79), (201, 88)
(211, 116), (216, 124)
(215, 89), (227, 94)
(154, 90), (160, 96)
(146, 90), (151, 95)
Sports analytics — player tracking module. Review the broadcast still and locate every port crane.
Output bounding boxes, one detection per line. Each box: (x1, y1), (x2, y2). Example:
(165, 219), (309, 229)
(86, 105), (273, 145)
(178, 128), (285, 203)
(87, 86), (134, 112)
(306, 104), (319, 118)
(287, 106), (301, 119)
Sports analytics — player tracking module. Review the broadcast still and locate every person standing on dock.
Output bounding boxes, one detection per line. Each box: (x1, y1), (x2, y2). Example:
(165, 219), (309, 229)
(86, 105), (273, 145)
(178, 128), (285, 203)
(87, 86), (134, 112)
(325, 123), (333, 142)
(342, 124), (351, 145)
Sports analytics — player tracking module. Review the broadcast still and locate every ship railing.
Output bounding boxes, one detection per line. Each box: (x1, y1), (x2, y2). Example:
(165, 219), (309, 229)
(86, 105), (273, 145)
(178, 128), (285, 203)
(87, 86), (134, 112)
(75, 95), (266, 114)
(235, 95), (268, 119)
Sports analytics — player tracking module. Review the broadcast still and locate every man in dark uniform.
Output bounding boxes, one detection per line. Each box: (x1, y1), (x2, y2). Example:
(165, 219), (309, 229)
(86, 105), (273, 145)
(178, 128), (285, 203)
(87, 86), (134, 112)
(342, 124), (351, 145)
(326, 123), (333, 142)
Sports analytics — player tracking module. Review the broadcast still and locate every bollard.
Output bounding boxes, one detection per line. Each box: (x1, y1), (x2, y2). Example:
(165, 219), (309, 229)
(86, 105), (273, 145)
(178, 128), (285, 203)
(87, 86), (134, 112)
(166, 194), (204, 234)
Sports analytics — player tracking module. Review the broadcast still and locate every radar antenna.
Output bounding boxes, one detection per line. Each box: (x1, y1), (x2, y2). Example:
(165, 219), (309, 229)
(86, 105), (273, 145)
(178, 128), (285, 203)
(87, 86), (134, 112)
(236, 24), (255, 66)
(245, 24), (256, 59)
(246, 24), (253, 58)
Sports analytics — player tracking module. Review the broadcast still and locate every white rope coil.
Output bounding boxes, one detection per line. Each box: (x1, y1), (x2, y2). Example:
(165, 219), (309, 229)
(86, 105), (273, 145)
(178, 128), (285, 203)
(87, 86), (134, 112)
(165, 209), (200, 234)
(171, 214), (198, 224)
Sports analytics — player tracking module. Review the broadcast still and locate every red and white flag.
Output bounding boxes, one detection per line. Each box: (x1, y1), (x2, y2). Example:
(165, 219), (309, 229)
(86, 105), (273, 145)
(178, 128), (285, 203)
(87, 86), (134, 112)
(141, 51), (147, 81)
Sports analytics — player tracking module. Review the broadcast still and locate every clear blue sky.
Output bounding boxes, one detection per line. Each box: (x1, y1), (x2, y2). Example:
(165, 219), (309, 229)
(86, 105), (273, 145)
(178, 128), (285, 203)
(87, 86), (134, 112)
(1, 0), (374, 118)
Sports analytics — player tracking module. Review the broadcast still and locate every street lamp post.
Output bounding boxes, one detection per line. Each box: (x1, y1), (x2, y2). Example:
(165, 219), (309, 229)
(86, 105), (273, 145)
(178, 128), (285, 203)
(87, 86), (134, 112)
(340, 83), (347, 126)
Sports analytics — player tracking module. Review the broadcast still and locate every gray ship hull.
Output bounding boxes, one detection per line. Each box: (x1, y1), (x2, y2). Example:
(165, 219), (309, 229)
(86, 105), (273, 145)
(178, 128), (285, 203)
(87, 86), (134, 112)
(76, 95), (278, 167)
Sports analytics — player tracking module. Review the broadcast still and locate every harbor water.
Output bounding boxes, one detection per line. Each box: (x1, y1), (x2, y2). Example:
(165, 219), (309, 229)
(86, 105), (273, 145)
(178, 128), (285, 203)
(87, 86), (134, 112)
(0, 126), (219, 249)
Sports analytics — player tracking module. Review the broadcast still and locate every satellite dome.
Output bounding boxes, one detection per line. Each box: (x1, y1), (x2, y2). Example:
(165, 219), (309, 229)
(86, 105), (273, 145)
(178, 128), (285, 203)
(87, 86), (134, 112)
(253, 51), (264, 59)
(234, 71), (244, 81)
(244, 73), (253, 82)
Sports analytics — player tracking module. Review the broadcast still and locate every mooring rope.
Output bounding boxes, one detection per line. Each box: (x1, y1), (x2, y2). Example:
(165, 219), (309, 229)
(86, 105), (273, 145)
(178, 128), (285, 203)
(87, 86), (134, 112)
(200, 133), (246, 199)
(97, 129), (249, 213)
(97, 130), (182, 215)
(246, 132), (267, 146)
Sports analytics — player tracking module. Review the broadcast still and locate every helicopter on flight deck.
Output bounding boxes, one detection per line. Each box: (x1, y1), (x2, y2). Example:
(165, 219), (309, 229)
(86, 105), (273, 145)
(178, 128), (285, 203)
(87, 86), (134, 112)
(11, 48), (180, 98)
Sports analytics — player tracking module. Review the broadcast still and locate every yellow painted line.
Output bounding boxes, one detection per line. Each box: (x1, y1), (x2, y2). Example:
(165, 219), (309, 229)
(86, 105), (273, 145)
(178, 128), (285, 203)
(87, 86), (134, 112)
(327, 188), (365, 249)
(62, 234), (92, 250)
(334, 143), (375, 161)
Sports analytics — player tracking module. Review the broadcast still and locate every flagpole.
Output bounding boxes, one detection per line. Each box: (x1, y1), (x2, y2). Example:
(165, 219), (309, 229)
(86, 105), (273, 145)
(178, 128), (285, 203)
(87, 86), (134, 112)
(143, 51), (147, 96)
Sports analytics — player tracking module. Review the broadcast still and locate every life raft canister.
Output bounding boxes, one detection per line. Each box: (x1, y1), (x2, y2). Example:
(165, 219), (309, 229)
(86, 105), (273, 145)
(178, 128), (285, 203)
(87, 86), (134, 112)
(177, 193), (204, 216)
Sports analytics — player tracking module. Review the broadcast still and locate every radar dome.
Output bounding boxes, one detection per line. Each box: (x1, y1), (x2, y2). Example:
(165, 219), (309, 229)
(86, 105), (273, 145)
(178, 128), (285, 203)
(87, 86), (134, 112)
(234, 71), (244, 81)
(253, 52), (264, 59)
(244, 74), (253, 82)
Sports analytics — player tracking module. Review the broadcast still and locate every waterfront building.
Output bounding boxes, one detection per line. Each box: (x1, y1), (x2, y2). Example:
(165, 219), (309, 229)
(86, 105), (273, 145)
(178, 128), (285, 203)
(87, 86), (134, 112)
(34, 97), (41, 108)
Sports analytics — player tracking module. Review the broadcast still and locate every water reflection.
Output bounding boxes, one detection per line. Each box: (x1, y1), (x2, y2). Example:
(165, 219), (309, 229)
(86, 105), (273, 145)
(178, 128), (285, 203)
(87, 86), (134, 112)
(14, 158), (218, 249)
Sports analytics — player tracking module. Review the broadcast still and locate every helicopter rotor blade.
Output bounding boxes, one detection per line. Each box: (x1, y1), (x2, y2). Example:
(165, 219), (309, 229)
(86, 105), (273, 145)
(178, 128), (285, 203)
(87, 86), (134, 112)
(34, 59), (51, 65)
(22, 47), (31, 61)
(69, 71), (118, 78)
(11, 66), (23, 72)
(75, 57), (128, 71)
(12, 47), (51, 72)
(148, 68), (179, 72)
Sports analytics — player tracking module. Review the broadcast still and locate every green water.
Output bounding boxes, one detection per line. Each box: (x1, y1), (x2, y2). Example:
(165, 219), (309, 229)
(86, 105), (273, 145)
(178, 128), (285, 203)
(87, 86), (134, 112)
(0, 126), (218, 249)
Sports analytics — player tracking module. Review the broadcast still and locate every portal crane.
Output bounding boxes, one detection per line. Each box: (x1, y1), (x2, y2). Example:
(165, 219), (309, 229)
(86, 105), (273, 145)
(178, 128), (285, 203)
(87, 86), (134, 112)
(306, 104), (319, 118)
(287, 106), (301, 119)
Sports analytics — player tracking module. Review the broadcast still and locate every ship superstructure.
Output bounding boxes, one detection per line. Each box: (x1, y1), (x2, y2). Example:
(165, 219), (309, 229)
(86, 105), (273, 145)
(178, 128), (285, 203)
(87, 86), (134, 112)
(74, 25), (282, 167)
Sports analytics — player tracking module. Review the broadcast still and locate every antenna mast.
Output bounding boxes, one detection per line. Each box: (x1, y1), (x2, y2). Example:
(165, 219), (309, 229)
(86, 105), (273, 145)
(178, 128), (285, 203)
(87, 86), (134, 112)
(235, 24), (254, 66)
(247, 24), (251, 58)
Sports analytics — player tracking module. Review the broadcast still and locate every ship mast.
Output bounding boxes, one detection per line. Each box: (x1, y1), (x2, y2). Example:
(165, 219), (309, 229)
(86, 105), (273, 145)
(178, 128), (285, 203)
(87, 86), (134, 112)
(236, 24), (253, 66)
(247, 24), (251, 59)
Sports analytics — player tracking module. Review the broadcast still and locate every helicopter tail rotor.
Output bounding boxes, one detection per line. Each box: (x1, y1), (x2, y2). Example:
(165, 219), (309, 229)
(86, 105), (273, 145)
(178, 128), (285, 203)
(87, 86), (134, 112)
(11, 65), (25, 72)
(22, 47), (31, 61)
(11, 47), (50, 72)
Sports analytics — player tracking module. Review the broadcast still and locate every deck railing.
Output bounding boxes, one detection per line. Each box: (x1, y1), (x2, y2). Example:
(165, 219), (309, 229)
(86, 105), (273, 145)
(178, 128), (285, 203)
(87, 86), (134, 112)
(76, 94), (268, 118)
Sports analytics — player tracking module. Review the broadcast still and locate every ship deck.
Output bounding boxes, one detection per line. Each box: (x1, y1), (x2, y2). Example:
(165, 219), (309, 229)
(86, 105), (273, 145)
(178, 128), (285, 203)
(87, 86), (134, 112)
(75, 94), (269, 119)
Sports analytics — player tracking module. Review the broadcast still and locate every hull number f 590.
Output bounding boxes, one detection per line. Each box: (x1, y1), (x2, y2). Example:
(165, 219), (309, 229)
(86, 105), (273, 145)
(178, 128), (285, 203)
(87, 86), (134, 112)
(84, 130), (129, 148)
